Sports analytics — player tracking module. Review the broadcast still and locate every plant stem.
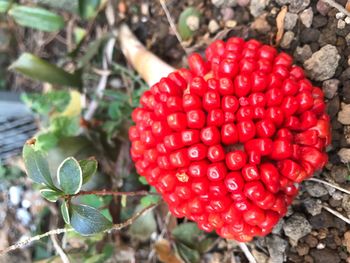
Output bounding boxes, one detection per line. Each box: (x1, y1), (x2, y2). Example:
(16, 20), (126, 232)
(70, 189), (158, 198)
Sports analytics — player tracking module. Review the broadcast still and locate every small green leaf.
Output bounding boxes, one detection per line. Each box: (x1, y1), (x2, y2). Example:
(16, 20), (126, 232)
(79, 158), (98, 184)
(178, 7), (201, 40)
(140, 195), (160, 207)
(70, 204), (113, 235)
(78, 0), (100, 19)
(40, 188), (62, 202)
(74, 27), (86, 45)
(0, 1), (11, 13)
(36, 132), (58, 151)
(23, 144), (55, 188)
(138, 176), (149, 185)
(51, 116), (80, 137)
(61, 201), (70, 224)
(9, 5), (65, 32)
(172, 223), (202, 248)
(10, 53), (82, 87)
(58, 157), (82, 195)
(176, 242), (200, 263)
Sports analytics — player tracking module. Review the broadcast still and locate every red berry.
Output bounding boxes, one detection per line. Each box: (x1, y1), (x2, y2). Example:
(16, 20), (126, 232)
(226, 150), (247, 170)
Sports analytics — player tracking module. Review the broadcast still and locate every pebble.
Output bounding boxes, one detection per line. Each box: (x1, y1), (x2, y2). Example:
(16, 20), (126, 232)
(331, 165), (349, 183)
(312, 15), (328, 28)
(280, 31), (295, 48)
(322, 79), (339, 99)
(266, 235), (288, 263)
(208, 19), (220, 33)
(251, 13), (271, 33)
(9, 186), (23, 206)
(249, 0), (268, 17)
(310, 248), (341, 263)
(326, 96), (340, 119)
(316, 0), (331, 16)
(337, 19), (346, 29)
(304, 234), (319, 248)
(284, 12), (298, 30)
(272, 218), (284, 235)
(303, 198), (323, 216)
(283, 214), (312, 245)
(294, 45), (312, 63)
(296, 243), (310, 256)
(300, 7), (313, 28)
(304, 44), (340, 81)
(237, 0), (250, 6)
(16, 208), (31, 226)
(342, 194), (350, 216)
(338, 103), (350, 125)
(300, 28), (320, 44)
(186, 15), (200, 31)
(252, 250), (268, 263)
(289, 0), (310, 13)
(310, 211), (346, 231)
(225, 20), (237, 28)
(335, 12), (345, 20)
(304, 181), (328, 197)
(221, 7), (234, 21)
(343, 231), (350, 253)
(345, 16), (350, 24)
(344, 126), (350, 144)
(338, 148), (350, 163)
(316, 243), (326, 249)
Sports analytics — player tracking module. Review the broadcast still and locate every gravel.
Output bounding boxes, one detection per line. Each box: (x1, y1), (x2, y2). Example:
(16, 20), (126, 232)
(299, 7), (313, 28)
(249, 0), (268, 17)
(304, 181), (328, 197)
(284, 12), (298, 30)
(303, 44), (340, 81)
(337, 103), (350, 125)
(280, 31), (295, 48)
(322, 79), (339, 99)
(266, 235), (288, 263)
(283, 214), (312, 245)
(303, 197), (323, 216)
(293, 45), (312, 63)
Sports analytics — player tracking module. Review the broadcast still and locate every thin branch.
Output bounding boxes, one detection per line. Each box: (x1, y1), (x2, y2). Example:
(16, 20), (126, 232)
(159, 0), (188, 54)
(307, 178), (350, 195)
(50, 234), (70, 263)
(322, 0), (350, 17)
(111, 202), (160, 231)
(322, 205), (350, 225)
(0, 228), (74, 255)
(238, 242), (257, 263)
(71, 190), (158, 198)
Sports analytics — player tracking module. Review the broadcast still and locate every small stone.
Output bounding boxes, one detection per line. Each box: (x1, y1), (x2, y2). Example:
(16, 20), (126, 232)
(310, 211), (346, 231)
(303, 198), (323, 216)
(250, 0), (268, 17)
(304, 234), (319, 248)
(283, 214), (312, 245)
(237, 0), (250, 6)
(345, 16), (350, 24)
(313, 15), (328, 28)
(208, 20), (220, 33)
(304, 181), (328, 197)
(338, 148), (350, 163)
(304, 44), (340, 81)
(316, 243), (326, 249)
(330, 190), (343, 200)
(304, 255), (314, 263)
(251, 13), (271, 33)
(284, 12), (298, 30)
(294, 45), (312, 62)
(252, 249), (268, 263)
(16, 208), (31, 226)
(296, 243), (310, 256)
(280, 31), (295, 48)
(335, 12), (345, 20)
(316, 0), (331, 16)
(343, 231), (350, 253)
(266, 235), (288, 263)
(289, 0), (310, 13)
(331, 165), (349, 184)
(212, 0), (225, 7)
(300, 7), (313, 28)
(326, 95), (340, 119)
(300, 28), (320, 44)
(272, 218), (284, 234)
(337, 19), (346, 29)
(186, 15), (200, 31)
(322, 79), (339, 99)
(342, 194), (350, 216)
(338, 103), (350, 125)
(310, 248), (341, 263)
(221, 7), (234, 21)
(225, 20), (237, 28)
(9, 186), (23, 206)
(275, 0), (290, 5)
(344, 126), (350, 144)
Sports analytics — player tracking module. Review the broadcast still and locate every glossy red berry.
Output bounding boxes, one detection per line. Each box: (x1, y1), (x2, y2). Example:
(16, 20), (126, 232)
(130, 37), (331, 242)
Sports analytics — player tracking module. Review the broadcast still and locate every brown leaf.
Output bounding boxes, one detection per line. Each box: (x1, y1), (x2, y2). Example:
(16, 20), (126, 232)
(346, 0), (350, 12)
(154, 239), (183, 263)
(275, 6), (288, 46)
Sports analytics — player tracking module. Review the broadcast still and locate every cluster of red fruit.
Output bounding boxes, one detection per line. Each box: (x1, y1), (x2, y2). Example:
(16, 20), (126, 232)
(129, 38), (331, 242)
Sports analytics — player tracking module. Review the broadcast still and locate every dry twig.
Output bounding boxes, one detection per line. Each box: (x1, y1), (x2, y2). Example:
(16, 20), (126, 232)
(238, 242), (257, 263)
(322, 0), (350, 17)
(322, 205), (350, 225)
(307, 177), (350, 195)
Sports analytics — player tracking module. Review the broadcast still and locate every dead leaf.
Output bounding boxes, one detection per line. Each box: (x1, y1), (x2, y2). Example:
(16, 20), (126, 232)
(154, 239), (183, 263)
(346, 0), (350, 12)
(275, 6), (288, 46)
(344, 231), (350, 253)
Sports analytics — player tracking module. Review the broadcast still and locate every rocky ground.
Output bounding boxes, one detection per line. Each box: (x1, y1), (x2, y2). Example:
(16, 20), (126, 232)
(124, 0), (350, 262)
(2, 0), (350, 262)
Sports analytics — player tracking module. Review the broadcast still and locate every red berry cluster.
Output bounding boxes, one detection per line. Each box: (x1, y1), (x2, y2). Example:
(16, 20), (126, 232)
(129, 38), (331, 242)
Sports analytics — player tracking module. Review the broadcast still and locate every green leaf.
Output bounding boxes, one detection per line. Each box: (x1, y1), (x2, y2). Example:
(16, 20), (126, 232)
(58, 157), (82, 195)
(10, 53), (82, 87)
(74, 27), (86, 45)
(172, 223), (202, 248)
(176, 242), (200, 263)
(23, 144), (55, 188)
(0, 1), (11, 13)
(140, 195), (160, 207)
(138, 176), (149, 185)
(51, 116), (80, 137)
(61, 201), (70, 224)
(40, 188), (62, 202)
(78, 0), (100, 19)
(79, 158), (98, 184)
(70, 204), (113, 235)
(178, 7), (201, 40)
(77, 35), (108, 67)
(9, 5), (64, 32)
(36, 132), (58, 151)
